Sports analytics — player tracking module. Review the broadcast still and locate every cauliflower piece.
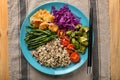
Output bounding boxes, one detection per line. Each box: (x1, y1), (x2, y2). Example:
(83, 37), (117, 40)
(39, 22), (49, 30)
(48, 23), (58, 32)
(30, 9), (55, 28)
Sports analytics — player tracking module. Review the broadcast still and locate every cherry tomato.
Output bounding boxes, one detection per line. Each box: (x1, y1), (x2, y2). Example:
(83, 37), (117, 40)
(70, 52), (80, 62)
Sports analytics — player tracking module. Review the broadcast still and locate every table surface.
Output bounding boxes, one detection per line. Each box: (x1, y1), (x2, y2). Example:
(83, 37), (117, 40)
(109, 0), (120, 80)
(0, 0), (120, 80)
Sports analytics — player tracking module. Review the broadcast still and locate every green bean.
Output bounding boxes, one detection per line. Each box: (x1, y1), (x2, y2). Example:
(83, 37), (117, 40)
(24, 34), (38, 42)
(26, 35), (48, 43)
(28, 35), (56, 47)
(25, 24), (58, 50)
(27, 37), (46, 45)
(27, 24), (36, 29)
(31, 29), (51, 35)
(27, 31), (43, 36)
(28, 43), (45, 50)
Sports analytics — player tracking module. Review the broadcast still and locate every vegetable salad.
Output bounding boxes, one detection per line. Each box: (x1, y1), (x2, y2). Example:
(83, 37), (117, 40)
(24, 5), (89, 68)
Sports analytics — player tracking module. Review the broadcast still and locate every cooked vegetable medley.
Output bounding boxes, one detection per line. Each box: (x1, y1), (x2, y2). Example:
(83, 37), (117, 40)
(24, 5), (89, 68)
(66, 24), (89, 54)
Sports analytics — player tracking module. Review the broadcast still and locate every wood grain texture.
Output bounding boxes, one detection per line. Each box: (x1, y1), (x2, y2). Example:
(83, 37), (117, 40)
(0, 0), (9, 80)
(109, 0), (120, 80)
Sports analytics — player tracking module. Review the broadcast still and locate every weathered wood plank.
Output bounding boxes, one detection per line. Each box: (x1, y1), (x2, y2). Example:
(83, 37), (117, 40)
(0, 0), (9, 80)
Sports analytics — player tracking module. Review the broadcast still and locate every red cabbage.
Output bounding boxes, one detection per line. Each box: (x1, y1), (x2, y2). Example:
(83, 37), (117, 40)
(52, 5), (80, 30)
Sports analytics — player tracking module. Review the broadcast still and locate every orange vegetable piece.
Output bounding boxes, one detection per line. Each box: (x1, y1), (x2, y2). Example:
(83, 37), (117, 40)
(62, 36), (70, 42)
(61, 39), (70, 47)
(66, 44), (74, 50)
(66, 48), (74, 54)
(70, 52), (80, 62)
(57, 30), (65, 38)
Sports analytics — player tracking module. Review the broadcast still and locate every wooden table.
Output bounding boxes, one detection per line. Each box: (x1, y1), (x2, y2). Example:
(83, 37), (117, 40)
(0, 0), (9, 80)
(0, 0), (120, 80)
(109, 0), (120, 80)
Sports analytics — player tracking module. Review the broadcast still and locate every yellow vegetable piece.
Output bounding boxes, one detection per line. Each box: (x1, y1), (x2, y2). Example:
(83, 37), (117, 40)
(30, 9), (55, 28)
(48, 23), (58, 32)
(83, 26), (89, 32)
(79, 36), (88, 43)
(82, 32), (88, 38)
(76, 24), (82, 29)
(39, 22), (49, 30)
(79, 45), (86, 54)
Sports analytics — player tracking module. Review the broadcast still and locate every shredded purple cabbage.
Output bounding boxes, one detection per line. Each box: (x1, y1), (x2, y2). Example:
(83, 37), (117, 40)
(52, 5), (80, 30)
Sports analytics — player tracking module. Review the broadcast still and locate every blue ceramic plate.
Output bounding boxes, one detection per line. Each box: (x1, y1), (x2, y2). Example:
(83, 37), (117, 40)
(20, 1), (89, 75)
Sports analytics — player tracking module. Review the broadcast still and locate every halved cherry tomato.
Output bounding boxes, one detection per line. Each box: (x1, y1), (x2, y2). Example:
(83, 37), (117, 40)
(61, 39), (70, 47)
(57, 30), (65, 38)
(70, 52), (80, 62)
(66, 48), (74, 54)
(66, 44), (74, 50)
